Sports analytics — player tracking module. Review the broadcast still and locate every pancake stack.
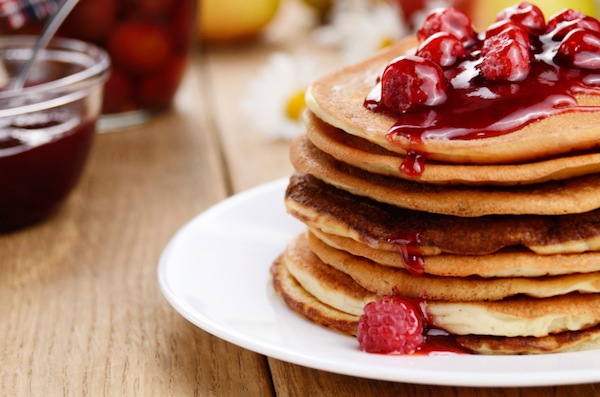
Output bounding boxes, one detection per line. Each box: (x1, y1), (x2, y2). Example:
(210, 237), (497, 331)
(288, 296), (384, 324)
(270, 5), (600, 354)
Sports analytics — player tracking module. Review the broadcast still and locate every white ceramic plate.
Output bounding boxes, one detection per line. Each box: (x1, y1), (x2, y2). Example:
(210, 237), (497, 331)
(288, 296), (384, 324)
(158, 178), (600, 387)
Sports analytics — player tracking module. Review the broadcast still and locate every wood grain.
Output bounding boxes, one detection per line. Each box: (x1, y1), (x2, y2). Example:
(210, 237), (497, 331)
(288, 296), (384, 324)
(0, 62), (273, 396)
(2, 0), (600, 395)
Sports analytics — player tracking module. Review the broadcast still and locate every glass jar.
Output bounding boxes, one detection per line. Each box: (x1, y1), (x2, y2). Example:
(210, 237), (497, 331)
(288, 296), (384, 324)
(3, 0), (197, 131)
(0, 36), (110, 232)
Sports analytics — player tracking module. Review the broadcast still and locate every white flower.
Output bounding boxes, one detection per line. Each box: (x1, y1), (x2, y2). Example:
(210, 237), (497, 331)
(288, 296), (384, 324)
(242, 52), (320, 141)
(314, 0), (409, 64)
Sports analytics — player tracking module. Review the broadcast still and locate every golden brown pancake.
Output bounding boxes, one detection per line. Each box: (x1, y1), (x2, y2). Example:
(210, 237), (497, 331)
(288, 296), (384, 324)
(307, 231), (600, 302)
(455, 325), (600, 355)
(271, 256), (361, 335)
(305, 38), (600, 165)
(310, 227), (600, 278)
(286, 173), (600, 256)
(305, 111), (600, 186)
(290, 136), (600, 217)
(271, 233), (600, 353)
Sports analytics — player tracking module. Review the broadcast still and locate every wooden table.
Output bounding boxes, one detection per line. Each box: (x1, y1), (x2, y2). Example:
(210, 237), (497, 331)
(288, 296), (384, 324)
(2, 1), (600, 395)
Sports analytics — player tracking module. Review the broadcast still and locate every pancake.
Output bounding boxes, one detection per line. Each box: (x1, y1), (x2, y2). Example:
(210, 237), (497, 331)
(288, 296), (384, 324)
(305, 111), (600, 186)
(455, 325), (600, 355)
(272, 233), (600, 352)
(286, 173), (600, 256)
(290, 136), (600, 217)
(305, 38), (600, 165)
(271, 256), (361, 335)
(306, 231), (600, 302)
(310, 227), (600, 278)
(271, 250), (600, 354)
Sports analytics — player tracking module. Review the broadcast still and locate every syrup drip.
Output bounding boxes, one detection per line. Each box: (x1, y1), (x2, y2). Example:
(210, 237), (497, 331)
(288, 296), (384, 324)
(388, 231), (425, 276)
(365, 30), (600, 177)
(397, 297), (469, 355)
(417, 330), (469, 355)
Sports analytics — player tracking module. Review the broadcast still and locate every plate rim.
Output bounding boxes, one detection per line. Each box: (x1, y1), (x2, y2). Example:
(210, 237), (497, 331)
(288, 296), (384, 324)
(158, 178), (600, 387)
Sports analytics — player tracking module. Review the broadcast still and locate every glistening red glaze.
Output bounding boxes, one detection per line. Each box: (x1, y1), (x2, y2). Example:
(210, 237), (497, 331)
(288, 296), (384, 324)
(364, 6), (600, 177)
(358, 296), (470, 355)
(388, 231), (425, 276)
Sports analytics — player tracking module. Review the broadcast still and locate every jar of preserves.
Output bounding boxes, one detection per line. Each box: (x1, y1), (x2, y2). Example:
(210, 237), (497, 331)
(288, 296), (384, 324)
(2, 0), (197, 130)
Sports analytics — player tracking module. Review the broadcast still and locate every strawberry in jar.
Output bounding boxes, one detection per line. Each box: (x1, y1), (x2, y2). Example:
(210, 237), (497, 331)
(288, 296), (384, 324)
(57, 0), (197, 128)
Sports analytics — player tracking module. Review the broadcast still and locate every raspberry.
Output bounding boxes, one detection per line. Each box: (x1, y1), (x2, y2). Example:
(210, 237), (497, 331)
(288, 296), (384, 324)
(357, 296), (425, 354)
(482, 25), (530, 56)
(485, 20), (527, 41)
(546, 9), (584, 33)
(416, 31), (466, 68)
(554, 28), (600, 70)
(496, 2), (546, 33)
(380, 55), (448, 113)
(417, 8), (477, 46)
(480, 26), (531, 82)
(546, 9), (600, 41)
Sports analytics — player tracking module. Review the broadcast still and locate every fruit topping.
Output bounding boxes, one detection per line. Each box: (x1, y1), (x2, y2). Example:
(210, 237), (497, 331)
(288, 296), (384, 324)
(357, 296), (425, 354)
(416, 7), (477, 46)
(364, 6), (600, 178)
(495, 2), (545, 34)
(379, 55), (448, 113)
(485, 19), (526, 40)
(416, 32), (466, 68)
(482, 24), (530, 55)
(554, 28), (600, 70)
(480, 25), (531, 82)
(548, 13), (600, 41)
(545, 9), (600, 40)
(107, 22), (173, 73)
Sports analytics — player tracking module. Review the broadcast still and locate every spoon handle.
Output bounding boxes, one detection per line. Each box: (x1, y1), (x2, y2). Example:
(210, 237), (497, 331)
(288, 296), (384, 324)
(10, 0), (80, 90)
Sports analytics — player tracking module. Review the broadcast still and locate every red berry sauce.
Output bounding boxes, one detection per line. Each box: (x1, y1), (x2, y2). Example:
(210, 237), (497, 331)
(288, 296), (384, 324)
(358, 296), (469, 355)
(0, 107), (95, 232)
(388, 231), (425, 276)
(365, 6), (600, 177)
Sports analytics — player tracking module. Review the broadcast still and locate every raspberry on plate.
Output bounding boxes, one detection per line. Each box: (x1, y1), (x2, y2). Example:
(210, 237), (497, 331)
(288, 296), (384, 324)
(357, 296), (425, 354)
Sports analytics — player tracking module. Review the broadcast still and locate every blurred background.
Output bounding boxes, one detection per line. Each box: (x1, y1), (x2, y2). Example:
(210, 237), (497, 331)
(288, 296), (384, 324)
(2, 0), (599, 138)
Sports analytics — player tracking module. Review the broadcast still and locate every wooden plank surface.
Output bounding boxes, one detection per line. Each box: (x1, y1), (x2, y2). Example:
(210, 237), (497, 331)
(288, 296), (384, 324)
(2, 0), (600, 395)
(0, 61), (273, 396)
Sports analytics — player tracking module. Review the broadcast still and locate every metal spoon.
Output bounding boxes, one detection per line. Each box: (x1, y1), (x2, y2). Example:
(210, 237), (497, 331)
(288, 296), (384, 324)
(10, 0), (80, 90)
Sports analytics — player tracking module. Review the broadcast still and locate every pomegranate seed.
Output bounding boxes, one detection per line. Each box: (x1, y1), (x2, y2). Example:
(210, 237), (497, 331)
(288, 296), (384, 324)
(380, 55), (448, 113)
(496, 2), (546, 33)
(357, 296), (425, 354)
(554, 28), (600, 70)
(417, 8), (477, 46)
(416, 31), (466, 68)
(480, 27), (531, 82)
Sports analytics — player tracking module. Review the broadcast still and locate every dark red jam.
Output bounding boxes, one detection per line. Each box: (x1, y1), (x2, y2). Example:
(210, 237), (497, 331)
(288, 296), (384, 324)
(364, 6), (600, 177)
(2, 0), (196, 116)
(417, 329), (469, 355)
(0, 108), (94, 232)
(388, 231), (425, 276)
